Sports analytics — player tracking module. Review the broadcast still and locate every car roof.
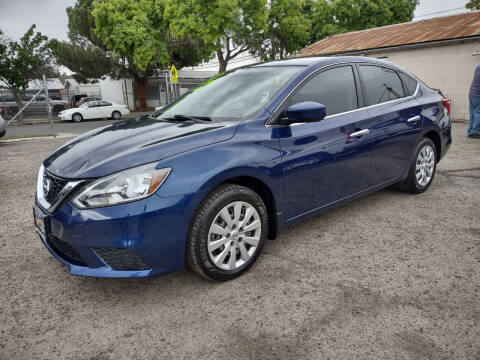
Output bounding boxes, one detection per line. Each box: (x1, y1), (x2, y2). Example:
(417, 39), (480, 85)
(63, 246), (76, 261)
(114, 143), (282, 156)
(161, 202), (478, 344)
(253, 56), (396, 68)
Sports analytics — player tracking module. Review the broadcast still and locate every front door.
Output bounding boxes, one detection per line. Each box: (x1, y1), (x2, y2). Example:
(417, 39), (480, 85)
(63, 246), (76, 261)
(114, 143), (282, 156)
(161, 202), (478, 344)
(277, 65), (376, 221)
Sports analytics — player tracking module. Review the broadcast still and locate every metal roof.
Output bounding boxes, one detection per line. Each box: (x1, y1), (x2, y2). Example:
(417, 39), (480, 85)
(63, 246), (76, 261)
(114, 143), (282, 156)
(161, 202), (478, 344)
(301, 12), (480, 56)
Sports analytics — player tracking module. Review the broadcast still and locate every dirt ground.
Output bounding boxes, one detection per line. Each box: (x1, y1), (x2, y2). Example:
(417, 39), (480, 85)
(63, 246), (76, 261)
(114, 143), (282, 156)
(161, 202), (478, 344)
(1, 123), (479, 359)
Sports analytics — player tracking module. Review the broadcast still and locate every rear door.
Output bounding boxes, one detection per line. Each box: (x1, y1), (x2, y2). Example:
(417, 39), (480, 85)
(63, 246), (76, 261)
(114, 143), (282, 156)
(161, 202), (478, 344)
(278, 65), (376, 220)
(357, 65), (423, 186)
(99, 101), (113, 117)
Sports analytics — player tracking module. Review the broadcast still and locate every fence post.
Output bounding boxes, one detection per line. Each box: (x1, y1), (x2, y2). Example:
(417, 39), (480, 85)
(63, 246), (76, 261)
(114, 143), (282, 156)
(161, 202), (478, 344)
(43, 75), (56, 138)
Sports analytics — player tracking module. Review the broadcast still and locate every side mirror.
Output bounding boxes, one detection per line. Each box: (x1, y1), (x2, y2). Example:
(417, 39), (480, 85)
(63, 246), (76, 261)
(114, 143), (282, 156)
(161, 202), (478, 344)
(285, 101), (326, 124)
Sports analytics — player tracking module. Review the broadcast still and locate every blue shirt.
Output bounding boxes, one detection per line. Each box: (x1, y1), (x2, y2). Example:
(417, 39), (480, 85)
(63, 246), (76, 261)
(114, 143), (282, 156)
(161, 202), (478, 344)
(470, 65), (480, 97)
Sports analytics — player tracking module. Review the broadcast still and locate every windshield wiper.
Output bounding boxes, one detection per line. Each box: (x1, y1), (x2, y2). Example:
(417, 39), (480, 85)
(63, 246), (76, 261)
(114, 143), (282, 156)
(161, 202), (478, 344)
(161, 114), (212, 123)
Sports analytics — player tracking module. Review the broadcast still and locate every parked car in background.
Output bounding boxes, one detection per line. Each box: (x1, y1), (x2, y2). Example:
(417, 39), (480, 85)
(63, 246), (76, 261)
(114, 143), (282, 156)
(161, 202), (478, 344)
(72, 94), (87, 107)
(0, 93), (68, 117)
(0, 108), (6, 138)
(34, 56), (451, 281)
(58, 100), (129, 122)
(77, 96), (101, 107)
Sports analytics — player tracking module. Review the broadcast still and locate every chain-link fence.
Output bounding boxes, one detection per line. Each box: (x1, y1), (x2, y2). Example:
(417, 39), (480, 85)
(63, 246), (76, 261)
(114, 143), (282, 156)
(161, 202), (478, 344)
(0, 93), (69, 121)
(2, 76), (57, 136)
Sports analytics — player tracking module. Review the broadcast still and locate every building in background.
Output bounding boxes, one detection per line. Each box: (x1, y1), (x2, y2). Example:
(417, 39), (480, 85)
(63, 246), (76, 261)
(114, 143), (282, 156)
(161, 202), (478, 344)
(144, 70), (216, 109)
(300, 12), (480, 120)
(62, 77), (135, 110)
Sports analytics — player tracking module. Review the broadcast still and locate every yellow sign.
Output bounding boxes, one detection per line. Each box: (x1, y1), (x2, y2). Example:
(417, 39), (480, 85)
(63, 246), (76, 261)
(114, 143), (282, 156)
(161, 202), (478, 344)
(170, 65), (178, 84)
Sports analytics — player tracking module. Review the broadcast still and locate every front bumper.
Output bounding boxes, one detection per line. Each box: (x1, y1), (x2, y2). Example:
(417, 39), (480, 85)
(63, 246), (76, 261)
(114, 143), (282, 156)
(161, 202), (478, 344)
(58, 114), (71, 120)
(34, 191), (204, 278)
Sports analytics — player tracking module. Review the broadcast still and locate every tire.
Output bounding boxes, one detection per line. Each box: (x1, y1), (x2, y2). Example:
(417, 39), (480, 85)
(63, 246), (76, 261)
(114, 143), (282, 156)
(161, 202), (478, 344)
(398, 138), (437, 194)
(72, 113), (83, 122)
(111, 111), (121, 120)
(187, 184), (269, 281)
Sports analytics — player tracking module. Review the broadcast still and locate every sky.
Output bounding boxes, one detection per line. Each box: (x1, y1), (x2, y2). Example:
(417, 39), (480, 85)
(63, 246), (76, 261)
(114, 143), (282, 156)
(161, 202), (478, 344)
(0, 0), (472, 42)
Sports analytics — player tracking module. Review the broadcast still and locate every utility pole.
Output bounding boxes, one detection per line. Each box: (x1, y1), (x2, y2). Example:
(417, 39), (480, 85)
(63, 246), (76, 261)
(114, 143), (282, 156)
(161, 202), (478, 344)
(43, 75), (56, 138)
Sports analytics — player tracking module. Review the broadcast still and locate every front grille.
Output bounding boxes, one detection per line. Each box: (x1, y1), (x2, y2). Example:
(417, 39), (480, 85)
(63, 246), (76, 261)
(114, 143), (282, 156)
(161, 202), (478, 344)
(47, 235), (86, 266)
(94, 248), (150, 270)
(44, 171), (68, 203)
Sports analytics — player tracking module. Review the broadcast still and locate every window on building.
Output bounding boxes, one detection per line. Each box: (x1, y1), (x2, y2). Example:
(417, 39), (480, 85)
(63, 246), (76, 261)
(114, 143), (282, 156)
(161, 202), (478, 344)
(359, 65), (405, 105)
(289, 66), (358, 116)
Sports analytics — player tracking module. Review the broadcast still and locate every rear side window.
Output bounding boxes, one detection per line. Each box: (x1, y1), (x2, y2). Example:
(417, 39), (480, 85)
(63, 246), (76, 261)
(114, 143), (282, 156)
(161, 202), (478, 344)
(398, 72), (418, 96)
(289, 66), (358, 116)
(359, 65), (405, 105)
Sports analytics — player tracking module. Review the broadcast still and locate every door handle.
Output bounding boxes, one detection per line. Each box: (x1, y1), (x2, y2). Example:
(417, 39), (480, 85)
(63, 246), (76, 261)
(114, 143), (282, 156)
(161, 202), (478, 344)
(407, 115), (421, 123)
(350, 129), (370, 138)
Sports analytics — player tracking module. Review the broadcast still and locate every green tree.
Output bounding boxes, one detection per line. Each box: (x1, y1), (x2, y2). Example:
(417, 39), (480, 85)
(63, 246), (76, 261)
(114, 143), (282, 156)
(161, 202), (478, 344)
(259, 0), (313, 60)
(53, 0), (210, 108)
(311, 0), (419, 42)
(52, 0), (123, 83)
(466, 0), (480, 10)
(93, 0), (171, 108)
(0, 25), (55, 121)
(164, 0), (268, 73)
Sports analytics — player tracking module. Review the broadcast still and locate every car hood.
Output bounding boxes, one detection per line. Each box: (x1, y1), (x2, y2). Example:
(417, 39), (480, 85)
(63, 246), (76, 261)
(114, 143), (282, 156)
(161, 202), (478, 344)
(44, 118), (237, 179)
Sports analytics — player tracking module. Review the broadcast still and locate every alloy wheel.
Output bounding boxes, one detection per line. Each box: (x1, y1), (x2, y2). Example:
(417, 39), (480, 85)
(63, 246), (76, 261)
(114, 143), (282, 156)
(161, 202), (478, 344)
(415, 144), (435, 187)
(207, 201), (262, 271)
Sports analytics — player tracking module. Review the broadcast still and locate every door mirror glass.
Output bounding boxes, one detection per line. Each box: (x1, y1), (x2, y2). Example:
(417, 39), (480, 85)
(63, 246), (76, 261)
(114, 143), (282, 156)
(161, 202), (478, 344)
(285, 101), (326, 124)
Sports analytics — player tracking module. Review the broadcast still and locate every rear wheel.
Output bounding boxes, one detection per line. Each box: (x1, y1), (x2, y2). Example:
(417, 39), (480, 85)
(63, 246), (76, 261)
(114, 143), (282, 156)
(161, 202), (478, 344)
(111, 111), (121, 120)
(72, 113), (83, 122)
(187, 184), (268, 281)
(398, 138), (436, 194)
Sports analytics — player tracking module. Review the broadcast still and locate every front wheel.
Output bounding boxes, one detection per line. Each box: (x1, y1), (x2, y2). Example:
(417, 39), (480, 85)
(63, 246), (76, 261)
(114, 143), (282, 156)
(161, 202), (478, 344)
(72, 113), (83, 122)
(187, 184), (268, 281)
(398, 138), (437, 194)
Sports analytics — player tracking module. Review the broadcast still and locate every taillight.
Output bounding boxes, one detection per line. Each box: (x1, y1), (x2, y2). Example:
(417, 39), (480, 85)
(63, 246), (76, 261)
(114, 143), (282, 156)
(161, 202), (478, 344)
(442, 98), (452, 115)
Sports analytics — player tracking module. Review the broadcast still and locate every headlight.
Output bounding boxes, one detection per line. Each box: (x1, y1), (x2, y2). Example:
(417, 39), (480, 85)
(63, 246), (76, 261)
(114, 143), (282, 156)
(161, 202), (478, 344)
(72, 163), (171, 209)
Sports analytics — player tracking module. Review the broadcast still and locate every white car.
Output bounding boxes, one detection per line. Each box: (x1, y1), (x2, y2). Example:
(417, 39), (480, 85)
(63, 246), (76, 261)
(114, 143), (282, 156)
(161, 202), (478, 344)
(59, 100), (130, 122)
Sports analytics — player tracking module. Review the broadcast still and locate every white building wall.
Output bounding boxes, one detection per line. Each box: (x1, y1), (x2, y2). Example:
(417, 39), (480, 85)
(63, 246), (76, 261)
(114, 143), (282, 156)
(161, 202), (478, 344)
(98, 77), (135, 111)
(368, 40), (480, 120)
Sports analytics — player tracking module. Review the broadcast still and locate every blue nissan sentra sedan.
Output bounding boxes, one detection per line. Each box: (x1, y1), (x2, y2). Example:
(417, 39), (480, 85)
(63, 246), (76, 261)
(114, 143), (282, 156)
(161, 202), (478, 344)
(34, 56), (452, 281)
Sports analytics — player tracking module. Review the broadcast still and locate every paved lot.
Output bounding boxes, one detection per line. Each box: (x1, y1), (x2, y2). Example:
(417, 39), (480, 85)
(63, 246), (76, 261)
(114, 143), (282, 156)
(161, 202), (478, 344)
(1, 123), (479, 359)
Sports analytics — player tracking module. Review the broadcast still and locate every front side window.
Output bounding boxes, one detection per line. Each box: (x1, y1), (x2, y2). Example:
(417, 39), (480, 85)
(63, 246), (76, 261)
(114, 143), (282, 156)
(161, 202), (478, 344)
(287, 66), (358, 117)
(359, 65), (405, 105)
(158, 66), (305, 121)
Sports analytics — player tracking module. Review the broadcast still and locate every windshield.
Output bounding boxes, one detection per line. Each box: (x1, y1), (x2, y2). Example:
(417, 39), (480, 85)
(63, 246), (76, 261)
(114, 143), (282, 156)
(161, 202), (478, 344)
(158, 66), (304, 121)
(79, 103), (89, 108)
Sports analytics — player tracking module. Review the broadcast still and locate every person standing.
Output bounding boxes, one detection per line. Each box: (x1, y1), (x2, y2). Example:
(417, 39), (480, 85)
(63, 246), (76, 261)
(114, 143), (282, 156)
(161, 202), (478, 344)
(468, 64), (480, 138)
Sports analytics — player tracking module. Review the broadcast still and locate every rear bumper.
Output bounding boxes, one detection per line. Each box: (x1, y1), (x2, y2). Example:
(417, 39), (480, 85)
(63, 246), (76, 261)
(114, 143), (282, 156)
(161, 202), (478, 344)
(34, 190), (205, 278)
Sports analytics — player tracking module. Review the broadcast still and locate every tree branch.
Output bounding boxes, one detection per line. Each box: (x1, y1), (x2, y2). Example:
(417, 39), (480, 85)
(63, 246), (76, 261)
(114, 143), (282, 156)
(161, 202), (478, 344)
(228, 45), (249, 60)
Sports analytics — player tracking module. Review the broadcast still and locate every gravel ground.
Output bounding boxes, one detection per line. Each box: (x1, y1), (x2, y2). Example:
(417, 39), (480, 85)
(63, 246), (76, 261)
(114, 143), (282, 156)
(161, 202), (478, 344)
(1, 123), (479, 359)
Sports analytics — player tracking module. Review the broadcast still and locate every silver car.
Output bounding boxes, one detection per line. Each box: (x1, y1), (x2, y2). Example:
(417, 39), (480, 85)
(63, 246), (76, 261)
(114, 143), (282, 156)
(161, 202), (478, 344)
(0, 93), (68, 118)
